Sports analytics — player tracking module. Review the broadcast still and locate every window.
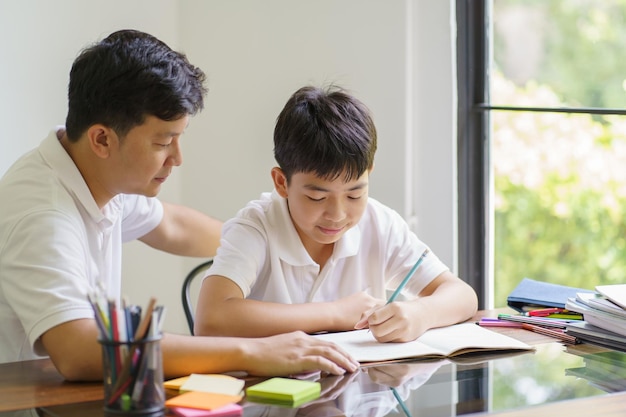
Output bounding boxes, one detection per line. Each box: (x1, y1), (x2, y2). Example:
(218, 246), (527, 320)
(457, 0), (626, 309)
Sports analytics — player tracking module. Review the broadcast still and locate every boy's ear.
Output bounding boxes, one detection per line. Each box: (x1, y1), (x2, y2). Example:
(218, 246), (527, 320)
(271, 167), (289, 198)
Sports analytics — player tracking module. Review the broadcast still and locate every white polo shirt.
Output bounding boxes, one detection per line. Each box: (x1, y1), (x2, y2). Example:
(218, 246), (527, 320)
(208, 191), (448, 303)
(0, 128), (163, 363)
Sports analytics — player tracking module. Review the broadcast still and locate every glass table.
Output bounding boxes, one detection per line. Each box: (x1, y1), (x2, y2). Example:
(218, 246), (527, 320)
(10, 341), (623, 417)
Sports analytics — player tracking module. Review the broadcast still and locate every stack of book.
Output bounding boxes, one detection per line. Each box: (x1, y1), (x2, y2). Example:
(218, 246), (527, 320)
(479, 278), (588, 344)
(565, 284), (626, 351)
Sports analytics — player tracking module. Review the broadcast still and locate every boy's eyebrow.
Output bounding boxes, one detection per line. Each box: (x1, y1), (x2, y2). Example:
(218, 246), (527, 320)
(303, 182), (369, 192)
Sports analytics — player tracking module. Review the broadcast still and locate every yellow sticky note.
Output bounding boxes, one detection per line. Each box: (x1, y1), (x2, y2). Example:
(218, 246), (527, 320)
(180, 374), (245, 396)
(164, 376), (190, 390)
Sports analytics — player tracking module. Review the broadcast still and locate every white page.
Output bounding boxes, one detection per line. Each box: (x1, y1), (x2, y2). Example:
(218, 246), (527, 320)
(596, 285), (626, 311)
(313, 323), (533, 363)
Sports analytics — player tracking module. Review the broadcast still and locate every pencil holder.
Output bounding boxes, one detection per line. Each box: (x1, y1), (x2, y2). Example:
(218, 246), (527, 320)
(99, 336), (165, 416)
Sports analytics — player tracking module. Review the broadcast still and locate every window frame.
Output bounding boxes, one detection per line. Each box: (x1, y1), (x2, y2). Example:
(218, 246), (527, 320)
(456, 0), (626, 310)
(457, 0), (490, 309)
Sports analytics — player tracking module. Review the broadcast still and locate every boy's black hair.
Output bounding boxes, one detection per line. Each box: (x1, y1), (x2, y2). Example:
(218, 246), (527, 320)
(65, 29), (207, 141)
(273, 85), (377, 182)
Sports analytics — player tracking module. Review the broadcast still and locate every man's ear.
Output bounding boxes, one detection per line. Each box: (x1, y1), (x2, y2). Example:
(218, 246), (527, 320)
(86, 124), (116, 159)
(271, 167), (289, 198)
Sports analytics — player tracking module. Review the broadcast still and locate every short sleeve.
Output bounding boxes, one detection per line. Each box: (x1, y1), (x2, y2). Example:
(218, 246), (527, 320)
(120, 195), (164, 242)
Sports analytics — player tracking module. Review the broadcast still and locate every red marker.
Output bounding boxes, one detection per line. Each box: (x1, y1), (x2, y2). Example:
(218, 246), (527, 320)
(527, 308), (565, 317)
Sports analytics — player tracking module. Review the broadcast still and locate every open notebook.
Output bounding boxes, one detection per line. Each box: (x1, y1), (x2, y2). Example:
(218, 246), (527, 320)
(313, 322), (534, 363)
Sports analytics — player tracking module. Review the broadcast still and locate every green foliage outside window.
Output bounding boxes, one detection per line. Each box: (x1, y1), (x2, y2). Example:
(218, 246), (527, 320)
(492, 0), (626, 306)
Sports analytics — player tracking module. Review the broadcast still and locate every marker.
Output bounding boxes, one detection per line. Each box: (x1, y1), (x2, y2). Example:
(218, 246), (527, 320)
(526, 308), (565, 317)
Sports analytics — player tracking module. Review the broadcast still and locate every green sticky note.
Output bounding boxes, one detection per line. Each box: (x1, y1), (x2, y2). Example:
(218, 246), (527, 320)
(245, 377), (320, 407)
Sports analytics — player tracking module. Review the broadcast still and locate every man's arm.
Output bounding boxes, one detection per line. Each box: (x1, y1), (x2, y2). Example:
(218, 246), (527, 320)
(195, 275), (382, 337)
(40, 317), (359, 381)
(139, 202), (222, 257)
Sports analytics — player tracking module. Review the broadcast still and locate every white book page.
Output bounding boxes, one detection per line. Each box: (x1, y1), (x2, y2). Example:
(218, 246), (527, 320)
(313, 323), (532, 363)
(313, 329), (443, 362)
(596, 285), (626, 311)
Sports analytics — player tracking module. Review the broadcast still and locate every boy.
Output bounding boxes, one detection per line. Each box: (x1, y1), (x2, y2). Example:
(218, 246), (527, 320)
(195, 85), (478, 342)
(0, 31), (358, 380)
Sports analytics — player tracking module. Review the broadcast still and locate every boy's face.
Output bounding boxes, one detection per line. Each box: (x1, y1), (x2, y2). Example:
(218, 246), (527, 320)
(272, 168), (370, 256)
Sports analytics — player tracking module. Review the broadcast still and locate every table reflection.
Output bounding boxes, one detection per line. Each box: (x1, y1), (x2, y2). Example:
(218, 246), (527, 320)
(13, 342), (626, 417)
(243, 360), (443, 417)
(242, 343), (619, 417)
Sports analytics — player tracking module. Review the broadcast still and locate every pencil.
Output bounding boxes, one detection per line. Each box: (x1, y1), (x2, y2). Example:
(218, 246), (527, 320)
(387, 249), (429, 304)
(108, 297), (158, 404)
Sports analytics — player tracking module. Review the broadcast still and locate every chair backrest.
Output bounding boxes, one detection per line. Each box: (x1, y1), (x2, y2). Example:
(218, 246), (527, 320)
(181, 259), (213, 335)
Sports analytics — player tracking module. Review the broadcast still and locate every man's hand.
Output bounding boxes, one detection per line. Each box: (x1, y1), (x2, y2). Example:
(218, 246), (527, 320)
(240, 331), (360, 376)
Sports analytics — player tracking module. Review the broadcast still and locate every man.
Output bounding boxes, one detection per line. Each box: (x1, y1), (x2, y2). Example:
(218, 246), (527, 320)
(0, 30), (358, 381)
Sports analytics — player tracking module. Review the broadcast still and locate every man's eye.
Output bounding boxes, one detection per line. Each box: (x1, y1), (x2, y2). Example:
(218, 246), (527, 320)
(348, 195), (363, 200)
(307, 196), (324, 202)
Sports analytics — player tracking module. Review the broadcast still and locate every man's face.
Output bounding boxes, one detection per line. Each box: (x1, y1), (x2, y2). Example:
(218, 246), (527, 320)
(274, 168), (370, 256)
(108, 115), (188, 198)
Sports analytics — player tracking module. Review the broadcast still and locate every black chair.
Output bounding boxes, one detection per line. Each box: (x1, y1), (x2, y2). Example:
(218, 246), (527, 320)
(181, 259), (213, 335)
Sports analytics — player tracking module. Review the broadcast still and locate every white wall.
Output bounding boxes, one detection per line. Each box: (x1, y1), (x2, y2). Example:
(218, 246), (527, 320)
(0, 0), (456, 335)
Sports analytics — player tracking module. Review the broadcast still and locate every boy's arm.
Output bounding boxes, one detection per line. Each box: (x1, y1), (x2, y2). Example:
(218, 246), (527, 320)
(356, 271), (478, 343)
(195, 275), (382, 337)
(40, 317), (358, 381)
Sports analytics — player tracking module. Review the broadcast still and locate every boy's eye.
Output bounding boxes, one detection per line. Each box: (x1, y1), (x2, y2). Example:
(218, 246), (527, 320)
(348, 195), (362, 200)
(307, 195), (324, 202)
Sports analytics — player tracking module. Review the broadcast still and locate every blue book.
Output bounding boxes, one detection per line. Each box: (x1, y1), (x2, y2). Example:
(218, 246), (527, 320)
(507, 277), (594, 312)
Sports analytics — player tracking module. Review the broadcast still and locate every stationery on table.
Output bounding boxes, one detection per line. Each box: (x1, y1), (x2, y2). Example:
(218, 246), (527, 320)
(564, 321), (626, 352)
(520, 323), (578, 344)
(525, 307), (582, 319)
(526, 307), (565, 317)
(595, 284), (626, 310)
(386, 248), (429, 303)
(574, 304), (626, 338)
(245, 377), (321, 407)
(497, 313), (578, 329)
(90, 293), (167, 414)
(477, 317), (523, 328)
(179, 374), (245, 396)
(564, 284), (626, 348)
(164, 374), (245, 416)
(506, 277), (594, 313)
(165, 391), (243, 412)
(312, 322), (534, 364)
(571, 292), (626, 319)
(169, 403), (243, 417)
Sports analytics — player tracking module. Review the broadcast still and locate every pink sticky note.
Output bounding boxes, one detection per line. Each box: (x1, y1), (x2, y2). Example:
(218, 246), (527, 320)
(169, 403), (243, 417)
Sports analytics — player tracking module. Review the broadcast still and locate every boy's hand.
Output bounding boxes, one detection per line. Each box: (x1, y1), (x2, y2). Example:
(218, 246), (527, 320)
(354, 300), (431, 342)
(331, 292), (384, 331)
